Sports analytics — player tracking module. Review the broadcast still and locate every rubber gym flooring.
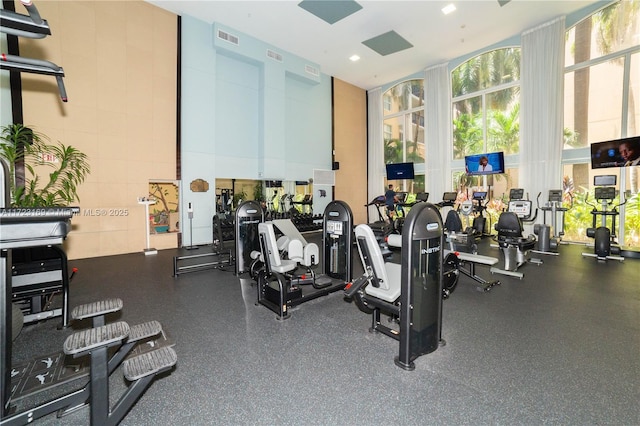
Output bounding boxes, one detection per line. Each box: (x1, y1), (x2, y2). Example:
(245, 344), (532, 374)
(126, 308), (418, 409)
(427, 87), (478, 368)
(9, 235), (640, 425)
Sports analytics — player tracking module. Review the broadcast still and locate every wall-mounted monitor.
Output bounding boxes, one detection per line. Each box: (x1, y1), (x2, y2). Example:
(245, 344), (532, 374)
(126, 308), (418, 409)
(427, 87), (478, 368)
(464, 151), (505, 175)
(591, 136), (640, 169)
(385, 162), (414, 180)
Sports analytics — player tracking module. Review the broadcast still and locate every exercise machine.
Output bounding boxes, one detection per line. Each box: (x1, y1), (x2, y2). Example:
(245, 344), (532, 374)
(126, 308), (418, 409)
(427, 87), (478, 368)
(255, 200), (353, 320)
(582, 175), (625, 262)
(2, 298), (176, 426)
(235, 200), (265, 275)
(364, 195), (393, 239)
(439, 196), (500, 292)
(471, 191), (489, 236)
(344, 202), (448, 370)
(491, 189), (542, 279)
(0, 0), (68, 102)
(443, 202), (477, 254)
(535, 189), (571, 254)
(173, 211), (235, 276)
(1, 159), (176, 424)
(10, 240), (77, 329)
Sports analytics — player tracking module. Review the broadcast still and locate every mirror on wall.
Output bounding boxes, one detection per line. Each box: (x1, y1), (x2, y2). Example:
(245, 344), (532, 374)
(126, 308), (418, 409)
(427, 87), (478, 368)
(215, 178), (316, 216)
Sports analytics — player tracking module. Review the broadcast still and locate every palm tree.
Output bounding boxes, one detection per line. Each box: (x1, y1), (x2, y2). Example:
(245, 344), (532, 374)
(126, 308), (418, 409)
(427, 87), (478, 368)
(452, 48), (521, 158)
(453, 112), (483, 158)
(488, 103), (520, 154)
(384, 138), (404, 164)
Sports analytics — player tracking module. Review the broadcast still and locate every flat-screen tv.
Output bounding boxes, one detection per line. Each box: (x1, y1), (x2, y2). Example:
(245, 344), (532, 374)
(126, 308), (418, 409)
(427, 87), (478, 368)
(386, 162), (414, 180)
(464, 151), (505, 175)
(591, 136), (640, 169)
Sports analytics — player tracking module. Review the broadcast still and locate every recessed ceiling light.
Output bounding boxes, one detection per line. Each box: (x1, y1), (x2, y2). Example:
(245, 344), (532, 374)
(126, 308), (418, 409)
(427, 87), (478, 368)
(442, 3), (456, 15)
(349, 55), (360, 62)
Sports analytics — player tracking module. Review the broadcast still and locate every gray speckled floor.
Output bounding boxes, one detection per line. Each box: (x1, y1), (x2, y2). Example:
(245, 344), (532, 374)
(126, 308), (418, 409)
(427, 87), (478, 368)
(8, 238), (640, 425)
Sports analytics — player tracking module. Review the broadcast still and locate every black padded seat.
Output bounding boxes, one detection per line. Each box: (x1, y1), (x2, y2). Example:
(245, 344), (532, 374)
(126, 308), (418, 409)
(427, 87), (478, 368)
(444, 210), (463, 233)
(495, 212), (536, 250)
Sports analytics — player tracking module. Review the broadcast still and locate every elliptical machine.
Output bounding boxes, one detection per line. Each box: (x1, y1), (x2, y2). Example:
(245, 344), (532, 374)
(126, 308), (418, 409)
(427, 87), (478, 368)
(533, 190), (572, 255)
(582, 175), (625, 262)
(470, 191), (490, 236)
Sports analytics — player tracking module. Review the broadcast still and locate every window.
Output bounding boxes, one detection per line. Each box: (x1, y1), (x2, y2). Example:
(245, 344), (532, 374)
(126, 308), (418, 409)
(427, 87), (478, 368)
(382, 79), (425, 196)
(450, 48), (521, 219)
(452, 48), (521, 159)
(383, 80), (424, 165)
(562, 1), (640, 247)
(383, 123), (392, 141)
(383, 95), (392, 111)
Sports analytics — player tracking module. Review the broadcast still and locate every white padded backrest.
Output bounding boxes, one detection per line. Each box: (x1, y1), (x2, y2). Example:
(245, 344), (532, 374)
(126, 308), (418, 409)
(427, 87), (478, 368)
(258, 222), (285, 268)
(288, 239), (304, 261)
(272, 219), (308, 245)
(258, 222), (297, 273)
(354, 224), (401, 302)
(286, 238), (319, 267)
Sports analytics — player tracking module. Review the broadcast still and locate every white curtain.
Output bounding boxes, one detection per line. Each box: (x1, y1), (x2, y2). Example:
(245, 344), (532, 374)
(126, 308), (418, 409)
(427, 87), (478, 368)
(424, 63), (452, 202)
(520, 17), (565, 209)
(367, 86), (385, 223)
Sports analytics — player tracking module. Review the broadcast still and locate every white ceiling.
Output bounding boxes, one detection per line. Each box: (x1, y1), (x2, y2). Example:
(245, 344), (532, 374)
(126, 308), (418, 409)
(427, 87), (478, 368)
(147, 0), (600, 90)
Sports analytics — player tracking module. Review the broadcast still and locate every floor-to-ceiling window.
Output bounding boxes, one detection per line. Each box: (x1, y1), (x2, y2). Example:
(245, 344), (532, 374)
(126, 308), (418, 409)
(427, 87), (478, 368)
(562, 0), (640, 248)
(382, 79), (425, 199)
(450, 48), (521, 227)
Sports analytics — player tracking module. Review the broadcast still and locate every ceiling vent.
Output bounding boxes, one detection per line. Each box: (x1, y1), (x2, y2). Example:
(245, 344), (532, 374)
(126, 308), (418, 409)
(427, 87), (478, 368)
(305, 64), (319, 77)
(266, 49), (283, 62)
(217, 29), (239, 46)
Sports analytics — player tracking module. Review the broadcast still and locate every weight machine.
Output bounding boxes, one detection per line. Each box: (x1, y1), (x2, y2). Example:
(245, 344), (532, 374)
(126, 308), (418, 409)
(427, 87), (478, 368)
(344, 202), (449, 370)
(255, 201), (353, 320)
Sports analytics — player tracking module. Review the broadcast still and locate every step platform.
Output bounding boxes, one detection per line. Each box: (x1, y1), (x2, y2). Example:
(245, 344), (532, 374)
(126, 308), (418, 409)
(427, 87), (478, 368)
(63, 321), (130, 357)
(123, 346), (177, 381)
(71, 298), (123, 327)
(8, 321), (166, 403)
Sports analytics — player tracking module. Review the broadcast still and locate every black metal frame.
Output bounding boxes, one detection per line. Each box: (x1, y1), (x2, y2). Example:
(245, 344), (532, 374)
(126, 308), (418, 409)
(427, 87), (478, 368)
(234, 201), (264, 276)
(11, 244), (71, 327)
(256, 201), (354, 320)
(348, 203), (445, 371)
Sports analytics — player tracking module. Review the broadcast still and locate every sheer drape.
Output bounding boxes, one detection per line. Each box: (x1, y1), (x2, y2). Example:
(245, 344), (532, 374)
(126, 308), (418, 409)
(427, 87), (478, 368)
(520, 17), (565, 204)
(367, 87), (384, 222)
(424, 63), (452, 201)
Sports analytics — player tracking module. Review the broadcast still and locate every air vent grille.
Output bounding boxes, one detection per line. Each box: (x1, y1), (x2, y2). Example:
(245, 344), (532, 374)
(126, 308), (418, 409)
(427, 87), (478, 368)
(217, 29), (239, 45)
(305, 65), (319, 77)
(266, 49), (283, 62)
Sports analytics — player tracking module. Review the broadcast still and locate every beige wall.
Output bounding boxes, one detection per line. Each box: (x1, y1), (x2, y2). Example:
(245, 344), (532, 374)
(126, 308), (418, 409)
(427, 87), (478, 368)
(13, 2), (366, 258)
(332, 78), (368, 225)
(17, 0), (178, 259)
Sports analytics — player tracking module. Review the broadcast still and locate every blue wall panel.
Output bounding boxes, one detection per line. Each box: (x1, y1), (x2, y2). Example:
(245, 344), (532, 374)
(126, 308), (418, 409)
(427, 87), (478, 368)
(181, 16), (332, 244)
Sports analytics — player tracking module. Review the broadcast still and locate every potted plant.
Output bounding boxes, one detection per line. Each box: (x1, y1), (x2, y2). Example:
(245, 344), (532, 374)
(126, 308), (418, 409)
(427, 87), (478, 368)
(0, 123), (90, 207)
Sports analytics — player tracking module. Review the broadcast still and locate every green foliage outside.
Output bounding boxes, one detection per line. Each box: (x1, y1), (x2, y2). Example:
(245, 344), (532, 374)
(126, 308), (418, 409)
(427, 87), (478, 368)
(563, 188), (640, 247)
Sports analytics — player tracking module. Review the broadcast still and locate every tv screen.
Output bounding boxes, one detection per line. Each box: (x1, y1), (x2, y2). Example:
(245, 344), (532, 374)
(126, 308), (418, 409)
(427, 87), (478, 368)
(591, 136), (640, 169)
(464, 152), (505, 175)
(385, 162), (415, 180)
